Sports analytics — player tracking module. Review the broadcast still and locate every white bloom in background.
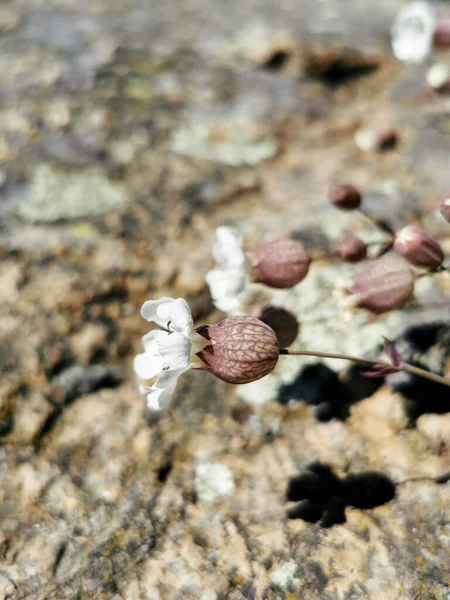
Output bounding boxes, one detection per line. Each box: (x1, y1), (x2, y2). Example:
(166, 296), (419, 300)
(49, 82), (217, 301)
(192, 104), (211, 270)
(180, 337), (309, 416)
(426, 62), (450, 89)
(205, 226), (249, 312)
(134, 297), (207, 410)
(391, 2), (436, 64)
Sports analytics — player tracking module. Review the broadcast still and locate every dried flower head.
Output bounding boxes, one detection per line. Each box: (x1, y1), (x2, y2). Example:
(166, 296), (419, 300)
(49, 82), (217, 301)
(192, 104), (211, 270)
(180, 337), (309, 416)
(335, 234), (368, 263)
(439, 192), (450, 223)
(196, 316), (279, 384)
(351, 257), (415, 314)
(328, 184), (361, 211)
(393, 224), (444, 270)
(248, 239), (311, 288)
(257, 305), (299, 348)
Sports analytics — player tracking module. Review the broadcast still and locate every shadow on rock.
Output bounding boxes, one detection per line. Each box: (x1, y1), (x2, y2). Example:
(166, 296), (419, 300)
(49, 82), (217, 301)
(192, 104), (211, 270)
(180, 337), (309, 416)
(390, 321), (450, 422)
(278, 321), (450, 423)
(277, 363), (382, 422)
(285, 463), (396, 527)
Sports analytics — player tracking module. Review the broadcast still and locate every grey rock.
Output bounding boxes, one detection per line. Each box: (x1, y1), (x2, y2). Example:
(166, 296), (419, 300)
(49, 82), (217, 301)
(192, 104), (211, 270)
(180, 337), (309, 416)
(19, 165), (126, 222)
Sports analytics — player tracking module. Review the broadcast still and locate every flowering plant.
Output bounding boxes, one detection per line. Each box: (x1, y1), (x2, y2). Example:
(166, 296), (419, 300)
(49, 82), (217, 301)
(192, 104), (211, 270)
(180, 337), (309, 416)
(135, 186), (450, 409)
(135, 297), (279, 409)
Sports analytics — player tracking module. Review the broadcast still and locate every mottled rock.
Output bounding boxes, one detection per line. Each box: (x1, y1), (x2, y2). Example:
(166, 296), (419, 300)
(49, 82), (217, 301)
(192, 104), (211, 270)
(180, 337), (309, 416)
(70, 323), (109, 364)
(0, 7), (21, 33)
(0, 0), (448, 598)
(19, 165), (126, 222)
(194, 463), (236, 504)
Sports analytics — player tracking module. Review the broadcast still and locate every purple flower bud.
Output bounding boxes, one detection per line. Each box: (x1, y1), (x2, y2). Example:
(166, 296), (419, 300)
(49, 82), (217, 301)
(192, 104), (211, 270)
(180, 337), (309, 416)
(393, 225), (444, 270)
(196, 316), (279, 384)
(439, 191), (450, 224)
(328, 184), (362, 210)
(335, 234), (368, 263)
(248, 239), (311, 289)
(257, 305), (299, 348)
(351, 257), (414, 314)
(434, 17), (450, 48)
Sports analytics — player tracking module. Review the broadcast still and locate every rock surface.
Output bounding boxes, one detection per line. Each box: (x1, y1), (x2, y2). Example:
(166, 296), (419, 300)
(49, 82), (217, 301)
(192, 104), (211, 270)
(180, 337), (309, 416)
(0, 0), (449, 598)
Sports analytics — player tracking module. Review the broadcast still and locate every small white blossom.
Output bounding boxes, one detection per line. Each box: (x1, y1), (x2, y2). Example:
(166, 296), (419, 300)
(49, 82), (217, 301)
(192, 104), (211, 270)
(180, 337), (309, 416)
(391, 2), (435, 64)
(134, 297), (207, 410)
(426, 63), (450, 89)
(205, 226), (249, 312)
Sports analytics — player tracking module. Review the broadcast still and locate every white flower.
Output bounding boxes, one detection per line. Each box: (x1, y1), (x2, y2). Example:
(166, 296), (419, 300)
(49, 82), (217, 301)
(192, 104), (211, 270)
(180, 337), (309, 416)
(426, 62), (450, 89)
(205, 226), (249, 312)
(391, 2), (435, 64)
(134, 297), (207, 410)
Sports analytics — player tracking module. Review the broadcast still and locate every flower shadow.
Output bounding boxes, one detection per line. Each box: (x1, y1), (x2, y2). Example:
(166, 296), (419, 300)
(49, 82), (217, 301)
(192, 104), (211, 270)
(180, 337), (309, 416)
(277, 363), (382, 422)
(285, 463), (396, 528)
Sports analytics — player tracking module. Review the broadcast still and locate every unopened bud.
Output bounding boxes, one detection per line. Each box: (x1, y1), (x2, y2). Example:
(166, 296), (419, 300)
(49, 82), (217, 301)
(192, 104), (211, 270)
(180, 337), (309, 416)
(328, 184), (361, 210)
(439, 192), (450, 223)
(434, 17), (450, 48)
(196, 316), (279, 384)
(393, 225), (444, 270)
(351, 257), (415, 314)
(248, 239), (311, 288)
(257, 305), (299, 348)
(354, 127), (398, 152)
(335, 234), (367, 263)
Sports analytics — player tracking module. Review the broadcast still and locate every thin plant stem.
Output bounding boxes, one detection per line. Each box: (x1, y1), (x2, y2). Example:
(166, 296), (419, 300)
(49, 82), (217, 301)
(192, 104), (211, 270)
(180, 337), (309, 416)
(279, 348), (450, 388)
(357, 209), (395, 236)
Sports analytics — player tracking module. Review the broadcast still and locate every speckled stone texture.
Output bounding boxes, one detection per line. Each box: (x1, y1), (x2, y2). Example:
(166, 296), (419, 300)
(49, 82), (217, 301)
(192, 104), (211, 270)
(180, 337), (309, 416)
(0, 0), (449, 598)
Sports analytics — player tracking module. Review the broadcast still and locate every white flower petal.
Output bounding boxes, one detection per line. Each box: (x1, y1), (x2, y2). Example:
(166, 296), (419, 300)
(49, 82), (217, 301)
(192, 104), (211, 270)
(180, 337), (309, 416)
(141, 297), (175, 327)
(169, 298), (194, 334)
(142, 366), (188, 410)
(146, 389), (166, 410)
(142, 329), (168, 350)
(156, 366), (189, 388)
(214, 295), (242, 312)
(134, 350), (165, 380)
(158, 332), (191, 369)
(140, 384), (169, 410)
(136, 296), (196, 408)
(213, 227), (246, 268)
(391, 1), (435, 64)
(205, 267), (247, 312)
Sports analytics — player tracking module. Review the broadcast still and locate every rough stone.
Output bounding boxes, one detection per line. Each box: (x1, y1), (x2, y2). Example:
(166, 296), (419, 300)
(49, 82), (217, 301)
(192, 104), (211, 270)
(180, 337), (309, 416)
(19, 165), (126, 222)
(0, 0), (448, 597)
(194, 463), (236, 504)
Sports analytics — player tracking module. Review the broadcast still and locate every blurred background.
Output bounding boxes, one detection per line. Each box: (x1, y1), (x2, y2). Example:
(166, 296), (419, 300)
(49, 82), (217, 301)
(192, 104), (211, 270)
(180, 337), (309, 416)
(0, 0), (449, 598)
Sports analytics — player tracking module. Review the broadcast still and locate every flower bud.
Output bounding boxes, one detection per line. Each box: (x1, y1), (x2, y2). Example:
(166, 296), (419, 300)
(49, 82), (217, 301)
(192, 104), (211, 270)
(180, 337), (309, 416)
(439, 192), (450, 223)
(196, 316), (279, 384)
(257, 305), (299, 348)
(335, 234), (367, 263)
(328, 184), (361, 210)
(393, 225), (444, 270)
(351, 257), (414, 314)
(434, 17), (450, 48)
(248, 239), (311, 288)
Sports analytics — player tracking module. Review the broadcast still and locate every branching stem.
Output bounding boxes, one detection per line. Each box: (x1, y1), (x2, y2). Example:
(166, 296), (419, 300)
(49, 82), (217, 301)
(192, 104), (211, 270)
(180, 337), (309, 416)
(279, 348), (450, 388)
